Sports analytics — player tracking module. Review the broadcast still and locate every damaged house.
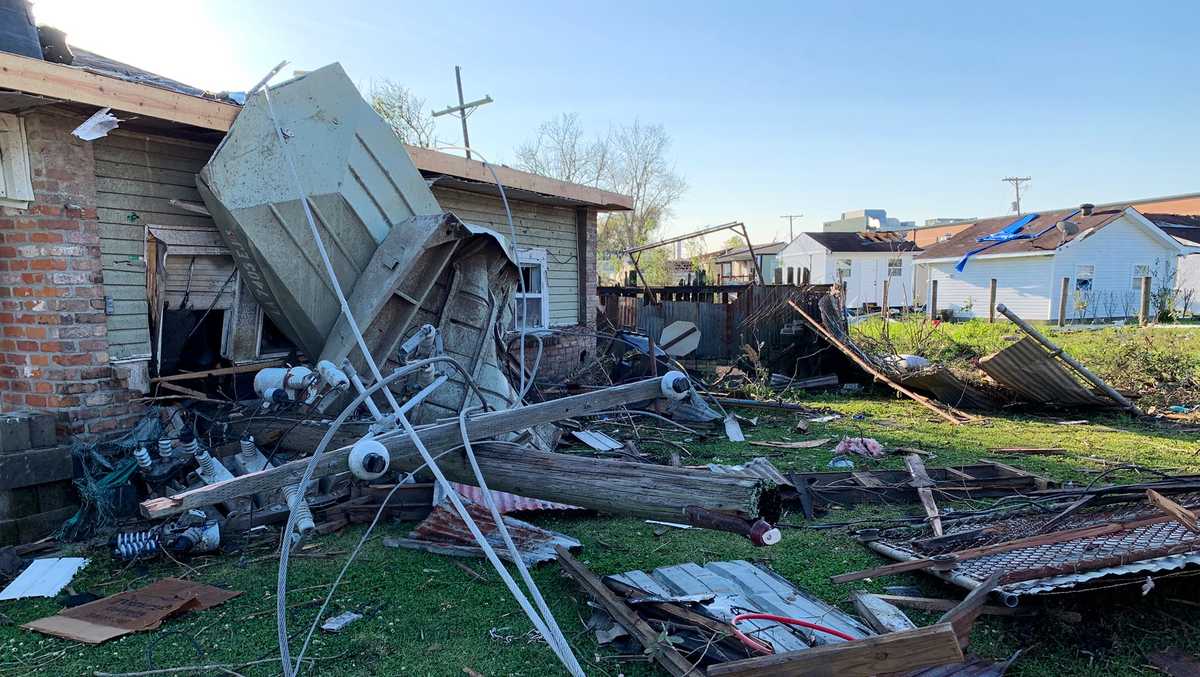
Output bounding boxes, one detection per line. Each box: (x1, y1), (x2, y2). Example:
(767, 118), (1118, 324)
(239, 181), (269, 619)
(0, 29), (631, 438)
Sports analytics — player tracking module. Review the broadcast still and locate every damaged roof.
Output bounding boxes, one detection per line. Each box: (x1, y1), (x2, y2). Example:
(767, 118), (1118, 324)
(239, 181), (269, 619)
(68, 47), (239, 104)
(803, 231), (921, 253)
(1146, 213), (1200, 247)
(915, 207), (1129, 260)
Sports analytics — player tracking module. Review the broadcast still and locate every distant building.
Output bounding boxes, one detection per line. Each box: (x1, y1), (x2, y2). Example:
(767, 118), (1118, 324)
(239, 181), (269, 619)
(822, 209), (914, 233)
(777, 231), (921, 308)
(713, 242), (786, 284)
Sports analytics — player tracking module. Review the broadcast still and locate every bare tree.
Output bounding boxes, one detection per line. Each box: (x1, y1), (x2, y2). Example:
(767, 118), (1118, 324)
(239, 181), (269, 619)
(514, 113), (609, 187)
(370, 79), (436, 147)
(600, 120), (687, 251)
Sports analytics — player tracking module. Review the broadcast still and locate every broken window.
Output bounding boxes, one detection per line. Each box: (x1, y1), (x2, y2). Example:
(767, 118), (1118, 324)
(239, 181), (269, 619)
(0, 113), (33, 210)
(887, 257), (903, 277)
(1132, 263), (1150, 289)
(513, 248), (548, 330)
(1074, 264), (1094, 292)
(836, 259), (852, 280)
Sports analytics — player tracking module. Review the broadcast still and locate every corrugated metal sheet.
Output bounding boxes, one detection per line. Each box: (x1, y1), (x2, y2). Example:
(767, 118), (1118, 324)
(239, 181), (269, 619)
(978, 338), (1114, 407)
(571, 430), (624, 451)
(898, 366), (1000, 410)
(611, 560), (872, 653)
(399, 498), (580, 565)
(0, 558), (89, 600)
(873, 492), (1200, 598)
(449, 482), (582, 514)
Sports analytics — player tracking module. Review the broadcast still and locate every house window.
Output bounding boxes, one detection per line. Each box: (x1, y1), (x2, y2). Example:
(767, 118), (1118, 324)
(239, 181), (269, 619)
(787, 267), (795, 284)
(887, 257), (903, 277)
(513, 248), (549, 330)
(937, 234), (952, 243)
(836, 259), (852, 279)
(1074, 264), (1094, 292)
(1131, 264), (1150, 289)
(0, 113), (33, 210)
(773, 267), (782, 284)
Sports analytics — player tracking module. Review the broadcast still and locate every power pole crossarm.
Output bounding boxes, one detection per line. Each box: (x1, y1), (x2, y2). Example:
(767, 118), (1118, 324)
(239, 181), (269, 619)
(432, 66), (493, 160)
(1002, 176), (1031, 215)
(780, 213), (803, 241)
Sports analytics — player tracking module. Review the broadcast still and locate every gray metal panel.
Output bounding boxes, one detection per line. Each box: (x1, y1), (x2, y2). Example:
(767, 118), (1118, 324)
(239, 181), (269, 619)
(611, 560), (872, 653)
(978, 338), (1112, 407)
(198, 63), (441, 357)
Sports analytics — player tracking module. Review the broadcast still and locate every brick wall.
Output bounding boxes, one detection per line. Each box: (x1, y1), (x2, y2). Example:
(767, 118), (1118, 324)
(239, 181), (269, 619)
(0, 110), (142, 436)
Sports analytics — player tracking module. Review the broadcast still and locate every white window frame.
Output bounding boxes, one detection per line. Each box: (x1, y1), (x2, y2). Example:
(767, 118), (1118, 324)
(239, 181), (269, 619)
(836, 258), (852, 279)
(514, 248), (550, 330)
(1074, 264), (1095, 292)
(1131, 263), (1150, 290)
(0, 113), (33, 210)
(887, 257), (903, 277)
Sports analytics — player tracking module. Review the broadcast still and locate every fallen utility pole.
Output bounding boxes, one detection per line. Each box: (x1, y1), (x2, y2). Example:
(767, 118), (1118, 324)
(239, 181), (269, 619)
(142, 377), (781, 533)
(788, 300), (972, 425)
(995, 303), (1143, 416)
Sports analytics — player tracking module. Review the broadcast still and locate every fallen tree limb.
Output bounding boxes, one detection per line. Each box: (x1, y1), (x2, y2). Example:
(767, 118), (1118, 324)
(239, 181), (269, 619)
(788, 300), (973, 425)
(142, 377), (780, 529)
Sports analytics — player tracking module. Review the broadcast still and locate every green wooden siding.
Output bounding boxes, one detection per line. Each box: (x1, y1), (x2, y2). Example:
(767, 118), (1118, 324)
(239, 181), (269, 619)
(431, 186), (580, 327)
(93, 132), (217, 361)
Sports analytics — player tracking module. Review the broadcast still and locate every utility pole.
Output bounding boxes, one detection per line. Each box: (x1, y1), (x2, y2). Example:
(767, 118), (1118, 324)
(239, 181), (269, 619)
(432, 66), (493, 160)
(780, 214), (803, 241)
(1002, 176), (1031, 215)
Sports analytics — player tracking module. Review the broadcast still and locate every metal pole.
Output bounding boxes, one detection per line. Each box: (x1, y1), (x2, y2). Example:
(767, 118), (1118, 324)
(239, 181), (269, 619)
(739, 224), (764, 285)
(929, 279), (938, 320)
(455, 66), (471, 160)
(996, 304), (1144, 416)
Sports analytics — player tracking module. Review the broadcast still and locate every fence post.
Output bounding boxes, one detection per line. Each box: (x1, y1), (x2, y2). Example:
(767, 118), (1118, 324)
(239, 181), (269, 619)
(929, 279), (938, 320)
(988, 278), (997, 323)
(1058, 277), (1069, 327)
(881, 279), (890, 340)
(1140, 276), (1152, 325)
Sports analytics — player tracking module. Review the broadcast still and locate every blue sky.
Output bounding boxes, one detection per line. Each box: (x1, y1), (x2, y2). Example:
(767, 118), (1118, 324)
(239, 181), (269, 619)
(36, 0), (1200, 245)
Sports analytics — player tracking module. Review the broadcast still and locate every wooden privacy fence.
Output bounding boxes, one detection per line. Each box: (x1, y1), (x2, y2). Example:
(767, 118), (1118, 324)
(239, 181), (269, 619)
(598, 284), (832, 361)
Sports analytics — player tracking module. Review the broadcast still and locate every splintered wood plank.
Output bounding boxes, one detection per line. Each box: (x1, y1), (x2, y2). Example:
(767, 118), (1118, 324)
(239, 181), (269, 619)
(918, 487), (944, 537)
(850, 591), (917, 634)
(1148, 490), (1200, 533)
(555, 547), (697, 676)
(905, 454), (936, 488)
(706, 622), (963, 676)
(851, 471), (885, 488)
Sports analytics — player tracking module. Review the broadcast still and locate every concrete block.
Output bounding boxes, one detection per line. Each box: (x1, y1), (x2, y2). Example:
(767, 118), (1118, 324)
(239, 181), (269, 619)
(21, 411), (56, 448)
(0, 416), (31, 454)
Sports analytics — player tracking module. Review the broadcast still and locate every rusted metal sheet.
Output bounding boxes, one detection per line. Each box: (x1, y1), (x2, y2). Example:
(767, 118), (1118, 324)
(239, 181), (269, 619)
(449, 482), (582, 514)
(390, 498), (580, 565)
(978, 337), (1113, 407)
(898, 367), (1000, 411)
(869, 491), (1200, 599)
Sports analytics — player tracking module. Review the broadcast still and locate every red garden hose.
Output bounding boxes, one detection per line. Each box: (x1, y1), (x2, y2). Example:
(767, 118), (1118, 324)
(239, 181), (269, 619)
(730, 613), (858, 655)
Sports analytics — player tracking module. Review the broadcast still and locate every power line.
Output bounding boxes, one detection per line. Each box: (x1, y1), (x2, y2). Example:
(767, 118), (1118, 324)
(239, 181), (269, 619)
(1002, 176), (1031, 215)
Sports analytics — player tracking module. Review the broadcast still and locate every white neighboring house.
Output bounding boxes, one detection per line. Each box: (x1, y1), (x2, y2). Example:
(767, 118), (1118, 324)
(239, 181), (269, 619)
(776, 231), (921, 308)
(913, 206), (1193, 322)
(1148, 214), (1200, 315)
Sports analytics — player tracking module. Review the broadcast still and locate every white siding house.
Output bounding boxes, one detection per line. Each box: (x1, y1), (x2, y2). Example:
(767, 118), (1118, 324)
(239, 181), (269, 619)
(915, 206), (1189, 322)
(777, 231), (921, 309)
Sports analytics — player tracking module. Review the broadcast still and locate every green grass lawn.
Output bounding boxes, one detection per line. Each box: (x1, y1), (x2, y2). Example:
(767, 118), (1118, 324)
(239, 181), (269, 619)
(2, 393), (1199, 676)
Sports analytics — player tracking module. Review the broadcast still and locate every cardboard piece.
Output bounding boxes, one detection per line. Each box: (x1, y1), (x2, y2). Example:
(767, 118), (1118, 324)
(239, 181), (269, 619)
(23, 577), (239, 644)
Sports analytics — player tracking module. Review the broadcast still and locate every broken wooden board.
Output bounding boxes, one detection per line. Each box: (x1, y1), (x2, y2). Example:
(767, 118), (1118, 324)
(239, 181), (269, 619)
(787, 461), (1051, 508)
(706, 622), (964, 677)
